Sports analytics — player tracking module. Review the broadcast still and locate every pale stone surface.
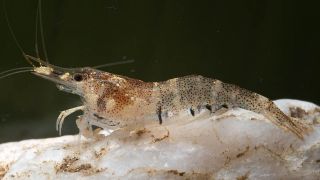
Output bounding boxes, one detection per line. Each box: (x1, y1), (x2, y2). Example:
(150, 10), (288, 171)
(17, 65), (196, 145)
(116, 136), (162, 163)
(0, 99), (319, 180)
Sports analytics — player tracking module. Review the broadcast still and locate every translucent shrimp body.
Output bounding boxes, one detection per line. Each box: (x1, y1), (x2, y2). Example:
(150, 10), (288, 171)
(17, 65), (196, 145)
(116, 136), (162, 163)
(32, 63), (312, 139)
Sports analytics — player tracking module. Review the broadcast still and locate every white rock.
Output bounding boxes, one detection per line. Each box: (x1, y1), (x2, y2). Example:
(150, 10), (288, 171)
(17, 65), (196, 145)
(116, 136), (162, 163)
(0, 99), (319, 180)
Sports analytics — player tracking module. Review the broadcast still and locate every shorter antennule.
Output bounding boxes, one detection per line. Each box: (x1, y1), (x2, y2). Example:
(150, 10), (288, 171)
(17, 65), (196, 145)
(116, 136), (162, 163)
(25, 54), (48, 67)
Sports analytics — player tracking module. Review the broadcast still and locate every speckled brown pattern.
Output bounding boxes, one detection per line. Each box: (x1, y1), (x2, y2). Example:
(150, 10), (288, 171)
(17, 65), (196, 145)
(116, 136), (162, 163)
(32, 65), (312, 139)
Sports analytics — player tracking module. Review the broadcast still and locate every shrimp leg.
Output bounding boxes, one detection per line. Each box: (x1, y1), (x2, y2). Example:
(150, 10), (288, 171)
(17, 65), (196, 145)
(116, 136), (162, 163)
(56, 106), (84, 135)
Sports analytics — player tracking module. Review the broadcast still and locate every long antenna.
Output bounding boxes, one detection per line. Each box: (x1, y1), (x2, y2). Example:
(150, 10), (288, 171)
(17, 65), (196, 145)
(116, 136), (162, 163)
(0, 69), (32, 79)
(3, 0), (34, 66)
(38, 0), (49, 63)
(35, 0), (40, 59)
(93, 59), (135, 69)
(0, 67), (32, 76)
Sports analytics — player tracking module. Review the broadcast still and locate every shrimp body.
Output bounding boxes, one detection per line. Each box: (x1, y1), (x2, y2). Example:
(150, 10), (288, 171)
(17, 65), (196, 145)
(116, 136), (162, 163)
(32, 61), (311, 139)
(4, 0), (309, 140)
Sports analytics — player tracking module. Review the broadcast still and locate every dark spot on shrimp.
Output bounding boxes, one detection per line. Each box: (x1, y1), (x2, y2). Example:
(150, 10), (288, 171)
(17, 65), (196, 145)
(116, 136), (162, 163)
(157, 106), (162, 124)
(205, 104), (212, 112)
(93, 113), (104, 120)
(222, 104), (228, 109)
(190, 108), (195, 116)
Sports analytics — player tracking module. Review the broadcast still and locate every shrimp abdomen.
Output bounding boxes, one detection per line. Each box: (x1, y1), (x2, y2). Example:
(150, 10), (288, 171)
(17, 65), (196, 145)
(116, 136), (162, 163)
(217, 82), (312, 139)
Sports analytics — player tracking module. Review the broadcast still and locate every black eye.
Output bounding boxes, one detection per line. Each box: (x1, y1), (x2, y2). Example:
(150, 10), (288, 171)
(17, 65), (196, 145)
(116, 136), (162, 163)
(73, 74), (83, 81)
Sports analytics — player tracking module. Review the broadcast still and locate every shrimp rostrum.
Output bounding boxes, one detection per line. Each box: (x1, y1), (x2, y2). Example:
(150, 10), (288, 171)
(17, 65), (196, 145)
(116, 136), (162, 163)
(29, 56), (311, 139)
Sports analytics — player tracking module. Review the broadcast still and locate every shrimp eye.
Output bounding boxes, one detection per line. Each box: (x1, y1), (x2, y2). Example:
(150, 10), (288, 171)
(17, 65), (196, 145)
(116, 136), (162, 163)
(73, 74), (83, 81)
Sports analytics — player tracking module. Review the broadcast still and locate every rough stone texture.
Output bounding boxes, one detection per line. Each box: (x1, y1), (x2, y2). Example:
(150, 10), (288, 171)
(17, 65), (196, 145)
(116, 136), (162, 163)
(0, 99), (319, 180)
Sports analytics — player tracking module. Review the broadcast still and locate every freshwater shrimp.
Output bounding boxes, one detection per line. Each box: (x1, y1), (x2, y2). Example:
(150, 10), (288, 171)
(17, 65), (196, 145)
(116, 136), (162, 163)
(3, 0), (311, 140)
(26, 56), (312, 140)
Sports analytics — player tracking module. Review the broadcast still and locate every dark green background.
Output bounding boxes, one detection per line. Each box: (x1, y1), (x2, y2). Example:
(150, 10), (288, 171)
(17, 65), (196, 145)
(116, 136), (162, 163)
(0, 0), (319, 143)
